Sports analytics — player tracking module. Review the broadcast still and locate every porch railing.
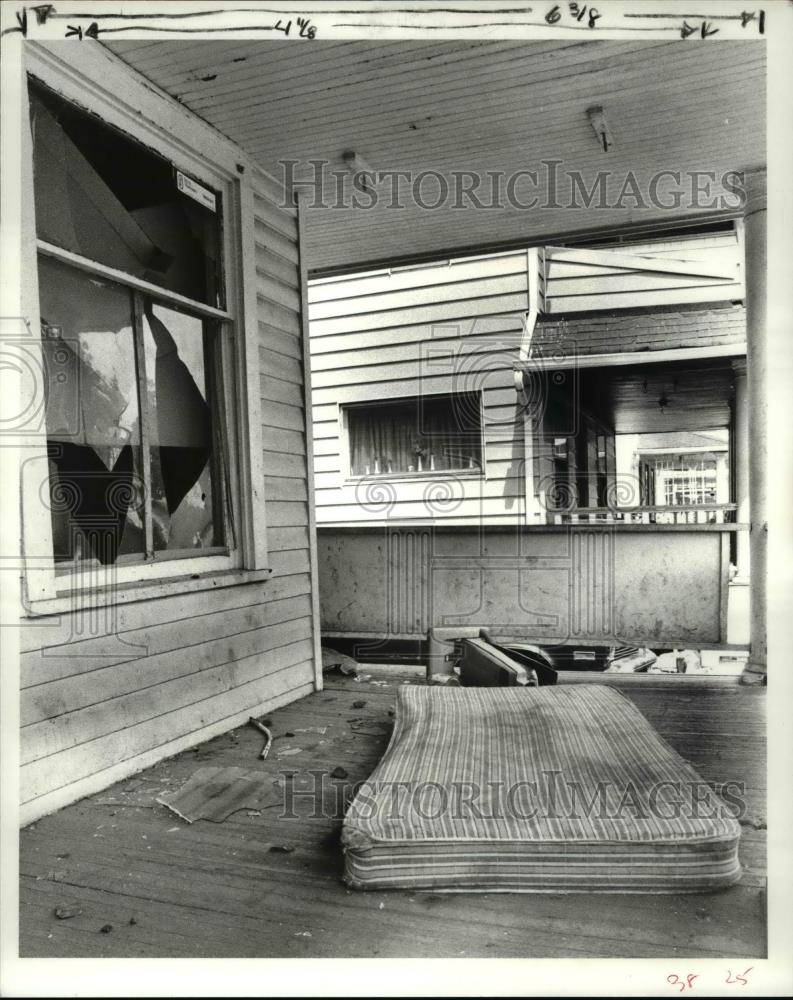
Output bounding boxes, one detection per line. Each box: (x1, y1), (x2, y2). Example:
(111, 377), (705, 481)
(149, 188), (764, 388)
(550, 503), (738, 525)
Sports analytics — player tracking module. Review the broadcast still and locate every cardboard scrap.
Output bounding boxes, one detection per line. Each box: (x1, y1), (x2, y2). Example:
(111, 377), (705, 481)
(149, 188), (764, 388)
(348, 716), (393, 738)
(156, 766), (279, 823)
(321, 647), (358, 676)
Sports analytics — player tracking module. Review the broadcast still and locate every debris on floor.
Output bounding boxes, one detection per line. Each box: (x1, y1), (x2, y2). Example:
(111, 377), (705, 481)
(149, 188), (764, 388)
(739, 814), (766, 831)
(650, 649), (703, 674)
(54, 903), (82, 920)
(99, 924), (113, 934)
(348, 716), (393, 738)
(321, 646), (359, 676)
(331, 766), (348, 779)
(427, 673), (460, 686)
(604, 647), (657, 673)
(37, 869), (67, 881)
(269, 844), (296, 853)
(248, 716), (273, 759)
(156, 766), (279, 823)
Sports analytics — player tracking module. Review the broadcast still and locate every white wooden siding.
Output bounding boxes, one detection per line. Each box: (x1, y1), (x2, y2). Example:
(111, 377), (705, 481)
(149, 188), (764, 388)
(544, 229), (745, 313)
(309, 232), (746, 526)
(310, 248), (529, 525)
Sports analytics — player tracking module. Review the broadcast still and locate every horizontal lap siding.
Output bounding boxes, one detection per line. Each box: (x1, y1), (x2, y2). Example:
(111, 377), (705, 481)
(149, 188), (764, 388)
(543, 230), (745, 314)
(20, 179), (317, 823)
(308, 232), (745, 527)
(308, 252), (529, 525)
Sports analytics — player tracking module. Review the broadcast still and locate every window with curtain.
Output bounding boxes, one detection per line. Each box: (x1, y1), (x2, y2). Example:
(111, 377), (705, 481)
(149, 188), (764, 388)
(345, 391), (482, 477)
(31, 78), (234, 568)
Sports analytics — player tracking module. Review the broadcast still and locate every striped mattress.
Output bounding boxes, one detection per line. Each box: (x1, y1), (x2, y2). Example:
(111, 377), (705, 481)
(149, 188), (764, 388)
(342, 685), (741, 893)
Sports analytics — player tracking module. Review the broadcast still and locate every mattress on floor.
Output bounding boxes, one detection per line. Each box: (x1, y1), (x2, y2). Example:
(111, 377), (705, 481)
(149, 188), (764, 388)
(342, 685), (741, 893)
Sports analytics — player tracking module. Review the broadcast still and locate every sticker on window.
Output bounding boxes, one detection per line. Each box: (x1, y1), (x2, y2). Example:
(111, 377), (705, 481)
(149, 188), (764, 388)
(176, 171), (217, 213)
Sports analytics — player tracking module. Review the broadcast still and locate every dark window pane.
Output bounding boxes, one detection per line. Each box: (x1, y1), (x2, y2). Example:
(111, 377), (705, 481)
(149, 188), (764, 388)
(141, 303), (223, 552)
(38, 256), (145, 564)
(29, 79), (222, 308)
(347, 392), (482, 476)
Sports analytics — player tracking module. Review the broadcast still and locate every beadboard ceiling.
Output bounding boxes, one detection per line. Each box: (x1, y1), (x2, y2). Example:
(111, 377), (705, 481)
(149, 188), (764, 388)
(105, 39), (766, 274)
(594, 360), (735, 434)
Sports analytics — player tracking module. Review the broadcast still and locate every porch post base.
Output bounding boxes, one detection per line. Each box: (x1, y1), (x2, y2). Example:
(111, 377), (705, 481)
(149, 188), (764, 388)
(740, 660), (767, 685)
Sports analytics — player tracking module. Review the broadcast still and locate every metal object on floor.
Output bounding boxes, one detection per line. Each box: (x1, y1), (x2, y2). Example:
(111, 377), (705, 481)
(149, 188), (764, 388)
(426, 627), (558, 686)
(248, 717), (273, 759)
(457, 637), (542, 687)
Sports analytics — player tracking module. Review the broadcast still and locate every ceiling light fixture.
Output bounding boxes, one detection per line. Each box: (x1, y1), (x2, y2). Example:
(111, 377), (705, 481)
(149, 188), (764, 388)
(342, 149), (376, 192)
(586, 105), (614, 153)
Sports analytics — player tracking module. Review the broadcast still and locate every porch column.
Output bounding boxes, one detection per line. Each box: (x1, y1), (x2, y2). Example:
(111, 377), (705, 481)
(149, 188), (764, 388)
(741, 170), (767, 684)
(732, 358), (749, 575)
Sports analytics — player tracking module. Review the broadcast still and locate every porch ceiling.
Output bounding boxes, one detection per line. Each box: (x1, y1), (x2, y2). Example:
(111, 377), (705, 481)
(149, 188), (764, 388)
(586, 360), (735, 434)
(104, 39), (766, 273)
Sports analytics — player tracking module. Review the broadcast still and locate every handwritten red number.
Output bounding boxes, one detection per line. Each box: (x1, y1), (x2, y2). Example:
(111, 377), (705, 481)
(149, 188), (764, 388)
(726, 967), (753, 986)
(667, 974), (699, 993)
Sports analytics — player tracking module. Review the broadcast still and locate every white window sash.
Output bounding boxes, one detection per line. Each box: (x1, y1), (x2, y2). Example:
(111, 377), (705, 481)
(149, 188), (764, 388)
(19, 44), (269, 611)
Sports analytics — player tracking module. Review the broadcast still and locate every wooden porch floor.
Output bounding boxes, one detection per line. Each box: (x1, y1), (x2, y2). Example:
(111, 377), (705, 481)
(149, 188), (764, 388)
(19, 670), (766, 959)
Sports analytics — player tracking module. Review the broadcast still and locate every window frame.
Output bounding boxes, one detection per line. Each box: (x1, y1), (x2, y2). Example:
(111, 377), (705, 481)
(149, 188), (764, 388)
(20, 45), (270, 613)
(340, 389), (486, 483)
(39, 245), (235, 573)
(658, 468), (719, 508)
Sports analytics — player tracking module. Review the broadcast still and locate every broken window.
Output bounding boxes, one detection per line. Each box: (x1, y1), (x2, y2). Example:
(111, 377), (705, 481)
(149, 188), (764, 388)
(29, 79), (223, 309)
(40, 258), (145, 565)
(345, 392), (482, 477)
(39, 256), (229, 566)
(141, 303), (223, 556)
(32, 79), (233, 568)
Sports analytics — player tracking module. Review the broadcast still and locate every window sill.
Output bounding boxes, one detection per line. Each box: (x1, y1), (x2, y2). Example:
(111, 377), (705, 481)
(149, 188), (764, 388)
(345, 470), (482, 485)
(23, 566), (272, 618)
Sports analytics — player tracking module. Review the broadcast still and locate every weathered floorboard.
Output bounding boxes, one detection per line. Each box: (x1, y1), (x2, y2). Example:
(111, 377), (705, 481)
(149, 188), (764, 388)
(19, 672), (766, 959)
